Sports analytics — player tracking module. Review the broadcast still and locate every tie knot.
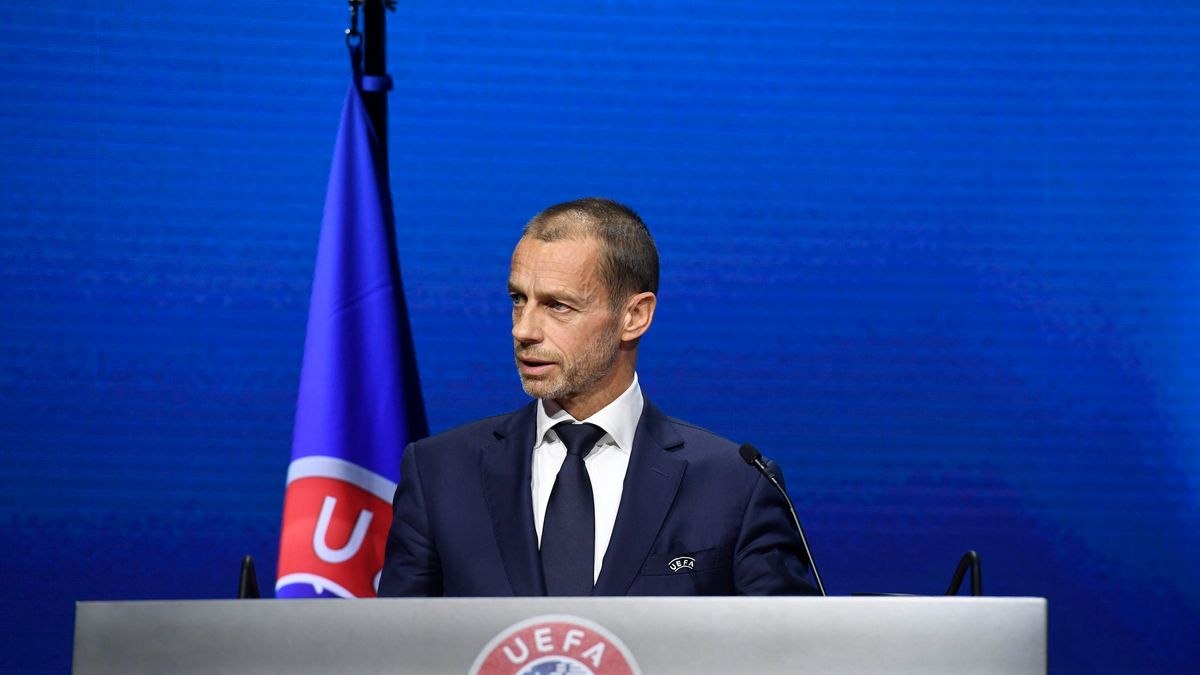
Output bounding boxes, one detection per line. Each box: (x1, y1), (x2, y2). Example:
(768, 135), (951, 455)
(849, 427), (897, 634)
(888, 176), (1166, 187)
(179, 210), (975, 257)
(554, 422), (606, 458)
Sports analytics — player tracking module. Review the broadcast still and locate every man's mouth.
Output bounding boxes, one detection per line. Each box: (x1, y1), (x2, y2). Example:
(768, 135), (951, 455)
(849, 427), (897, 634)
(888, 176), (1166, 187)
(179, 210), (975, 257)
(517, 355), (557, 376)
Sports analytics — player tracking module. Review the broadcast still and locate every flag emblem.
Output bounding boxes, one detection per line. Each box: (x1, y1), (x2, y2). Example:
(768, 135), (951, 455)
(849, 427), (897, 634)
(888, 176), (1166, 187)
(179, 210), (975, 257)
(277, 456), (396, 597)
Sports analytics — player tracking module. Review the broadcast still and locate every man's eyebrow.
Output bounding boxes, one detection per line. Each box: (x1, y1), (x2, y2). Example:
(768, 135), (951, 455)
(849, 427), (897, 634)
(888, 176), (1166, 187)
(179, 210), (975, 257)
(507, 281), (589, 305)
(544, 287), (588, 305)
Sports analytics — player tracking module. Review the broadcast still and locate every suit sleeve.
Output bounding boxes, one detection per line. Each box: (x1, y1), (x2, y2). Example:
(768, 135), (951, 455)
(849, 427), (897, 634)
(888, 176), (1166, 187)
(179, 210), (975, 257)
(377, 442), (444, 597)
(732, 460), (821, 595)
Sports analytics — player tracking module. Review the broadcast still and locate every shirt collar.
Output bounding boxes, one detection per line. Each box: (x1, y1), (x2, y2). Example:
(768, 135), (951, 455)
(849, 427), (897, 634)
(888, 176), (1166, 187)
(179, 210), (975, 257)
(535, 373), (644, 454)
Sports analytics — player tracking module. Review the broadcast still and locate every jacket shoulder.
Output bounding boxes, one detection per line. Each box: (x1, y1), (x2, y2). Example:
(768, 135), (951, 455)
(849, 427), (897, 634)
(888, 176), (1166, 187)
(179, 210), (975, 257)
(663, 415), (744, 462)
(667, 416), (735, 444)
(410, 412), (509, 452)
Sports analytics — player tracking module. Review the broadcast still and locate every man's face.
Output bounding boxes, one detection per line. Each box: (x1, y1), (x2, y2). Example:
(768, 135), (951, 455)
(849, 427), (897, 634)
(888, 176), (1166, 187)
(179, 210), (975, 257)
(509, 235), (623, 404)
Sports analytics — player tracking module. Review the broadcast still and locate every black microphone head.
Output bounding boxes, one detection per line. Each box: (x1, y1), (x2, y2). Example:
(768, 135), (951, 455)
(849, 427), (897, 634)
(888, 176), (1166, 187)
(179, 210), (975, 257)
(738, 443), (762, 466)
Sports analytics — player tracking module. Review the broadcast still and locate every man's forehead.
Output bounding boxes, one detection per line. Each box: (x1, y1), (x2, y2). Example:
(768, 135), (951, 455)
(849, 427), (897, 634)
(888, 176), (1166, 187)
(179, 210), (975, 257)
(509, 236), (603, 293)
(511, 236), (600, 270)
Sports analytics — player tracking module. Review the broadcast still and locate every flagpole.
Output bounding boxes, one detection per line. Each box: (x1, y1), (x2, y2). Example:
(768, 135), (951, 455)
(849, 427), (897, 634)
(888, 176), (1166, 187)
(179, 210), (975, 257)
(362, 0), (388, 155)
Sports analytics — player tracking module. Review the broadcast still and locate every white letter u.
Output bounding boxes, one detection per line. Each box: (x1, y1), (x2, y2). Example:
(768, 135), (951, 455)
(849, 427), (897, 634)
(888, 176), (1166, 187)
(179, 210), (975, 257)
(313, 495), (373, 563)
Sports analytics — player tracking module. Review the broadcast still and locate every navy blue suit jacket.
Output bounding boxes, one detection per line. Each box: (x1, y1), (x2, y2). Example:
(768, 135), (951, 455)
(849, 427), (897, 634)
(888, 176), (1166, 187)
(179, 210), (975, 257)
(378, 399), (818, 596)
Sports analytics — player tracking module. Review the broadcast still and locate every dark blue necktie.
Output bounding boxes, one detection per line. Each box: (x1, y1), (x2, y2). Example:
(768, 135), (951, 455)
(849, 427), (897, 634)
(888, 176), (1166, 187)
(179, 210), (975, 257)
(541, 422), (606, 596)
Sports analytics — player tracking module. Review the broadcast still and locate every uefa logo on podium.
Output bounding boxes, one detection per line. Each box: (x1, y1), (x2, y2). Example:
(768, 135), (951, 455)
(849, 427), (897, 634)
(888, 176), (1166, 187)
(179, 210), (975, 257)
(470, 615), (641, 675)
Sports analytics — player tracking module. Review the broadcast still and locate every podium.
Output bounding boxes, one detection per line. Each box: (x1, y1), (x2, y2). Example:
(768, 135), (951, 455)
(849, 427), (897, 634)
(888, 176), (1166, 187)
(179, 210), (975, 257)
(74, 596), (1046, 674)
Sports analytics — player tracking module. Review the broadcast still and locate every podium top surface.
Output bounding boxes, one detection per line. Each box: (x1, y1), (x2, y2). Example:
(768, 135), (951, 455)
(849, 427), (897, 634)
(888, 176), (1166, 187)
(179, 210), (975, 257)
(74, 596), (1046, 675)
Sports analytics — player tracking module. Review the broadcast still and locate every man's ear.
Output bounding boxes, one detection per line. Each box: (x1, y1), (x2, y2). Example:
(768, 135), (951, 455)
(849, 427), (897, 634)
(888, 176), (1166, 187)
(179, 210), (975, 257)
(620, 292), (657, 342)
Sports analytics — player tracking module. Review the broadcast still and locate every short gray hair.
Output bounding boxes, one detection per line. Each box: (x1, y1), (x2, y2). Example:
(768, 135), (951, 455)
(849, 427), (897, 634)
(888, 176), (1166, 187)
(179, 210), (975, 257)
(523, 197), (659, 311)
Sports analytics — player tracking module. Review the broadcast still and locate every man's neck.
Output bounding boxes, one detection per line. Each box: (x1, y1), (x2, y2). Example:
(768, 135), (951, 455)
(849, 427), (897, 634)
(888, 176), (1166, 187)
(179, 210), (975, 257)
(554, 367), (635, 421)
(537, 374), (643, 454)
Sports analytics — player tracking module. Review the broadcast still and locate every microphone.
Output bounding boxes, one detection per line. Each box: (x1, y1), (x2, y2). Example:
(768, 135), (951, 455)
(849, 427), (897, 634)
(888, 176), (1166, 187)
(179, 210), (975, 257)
(237, 555), (260, 599)
(739, 444), (826, 596)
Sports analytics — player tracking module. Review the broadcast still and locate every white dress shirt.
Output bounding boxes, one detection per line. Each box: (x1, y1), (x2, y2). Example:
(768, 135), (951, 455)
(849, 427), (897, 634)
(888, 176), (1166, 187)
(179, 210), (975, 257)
(532, 374), (643, 583)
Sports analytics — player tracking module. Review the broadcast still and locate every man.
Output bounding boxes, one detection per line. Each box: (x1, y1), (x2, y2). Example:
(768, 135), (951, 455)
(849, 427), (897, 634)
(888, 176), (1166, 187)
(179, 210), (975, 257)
(378, 197), (816, 596)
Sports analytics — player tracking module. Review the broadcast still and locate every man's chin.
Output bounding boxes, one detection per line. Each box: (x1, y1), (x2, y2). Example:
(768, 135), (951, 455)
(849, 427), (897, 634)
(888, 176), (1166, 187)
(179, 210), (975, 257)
(519, 376), (562, 400)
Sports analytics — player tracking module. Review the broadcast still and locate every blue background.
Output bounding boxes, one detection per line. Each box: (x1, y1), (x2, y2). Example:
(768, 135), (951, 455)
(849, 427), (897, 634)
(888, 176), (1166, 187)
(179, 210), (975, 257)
(1, 1), (1197, 672)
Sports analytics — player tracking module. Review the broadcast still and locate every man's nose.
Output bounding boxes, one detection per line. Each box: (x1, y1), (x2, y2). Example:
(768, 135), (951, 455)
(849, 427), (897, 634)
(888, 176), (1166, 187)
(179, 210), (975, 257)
(512, 307), (542, 344)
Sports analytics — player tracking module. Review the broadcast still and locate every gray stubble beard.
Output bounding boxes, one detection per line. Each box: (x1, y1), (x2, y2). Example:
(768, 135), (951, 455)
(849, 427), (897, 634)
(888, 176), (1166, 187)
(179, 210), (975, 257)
(516, 322), (621, 403)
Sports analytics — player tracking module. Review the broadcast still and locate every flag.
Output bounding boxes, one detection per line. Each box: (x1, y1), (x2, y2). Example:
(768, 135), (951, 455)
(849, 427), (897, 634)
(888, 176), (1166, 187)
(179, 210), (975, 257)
(276, 44), (427, 598)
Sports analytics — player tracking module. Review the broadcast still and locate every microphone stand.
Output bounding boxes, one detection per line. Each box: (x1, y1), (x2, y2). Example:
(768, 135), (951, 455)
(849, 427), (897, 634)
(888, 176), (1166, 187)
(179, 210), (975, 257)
(739, 444), (826, 596)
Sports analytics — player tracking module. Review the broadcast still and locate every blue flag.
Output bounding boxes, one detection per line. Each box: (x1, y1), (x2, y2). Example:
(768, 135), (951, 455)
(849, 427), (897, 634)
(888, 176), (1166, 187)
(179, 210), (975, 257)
(276, 45), (427, 599)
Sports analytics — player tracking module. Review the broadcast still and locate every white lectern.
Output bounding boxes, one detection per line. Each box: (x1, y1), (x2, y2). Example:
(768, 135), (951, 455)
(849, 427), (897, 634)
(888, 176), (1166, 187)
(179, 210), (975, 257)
(74, 596), (1046, 674)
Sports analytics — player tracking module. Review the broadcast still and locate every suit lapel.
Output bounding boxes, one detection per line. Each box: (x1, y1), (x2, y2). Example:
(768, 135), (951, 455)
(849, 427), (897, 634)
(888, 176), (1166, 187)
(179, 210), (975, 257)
(481, 402), (547, 596)
(593, 400), (686, 595)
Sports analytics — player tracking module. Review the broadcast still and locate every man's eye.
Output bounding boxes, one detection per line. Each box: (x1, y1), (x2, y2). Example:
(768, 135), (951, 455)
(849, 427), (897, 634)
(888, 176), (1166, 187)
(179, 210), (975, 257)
(548, 301), (570, 312)
(510, 293), (524, 306)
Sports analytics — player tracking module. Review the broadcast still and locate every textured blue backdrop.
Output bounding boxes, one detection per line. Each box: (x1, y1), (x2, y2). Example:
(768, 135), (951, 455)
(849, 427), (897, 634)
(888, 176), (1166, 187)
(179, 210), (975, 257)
(1, 2), (1197, 672)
